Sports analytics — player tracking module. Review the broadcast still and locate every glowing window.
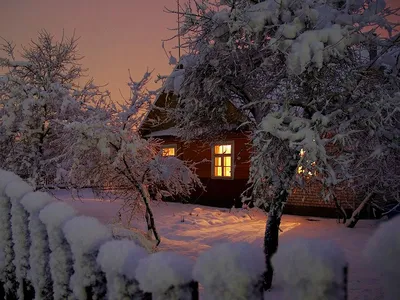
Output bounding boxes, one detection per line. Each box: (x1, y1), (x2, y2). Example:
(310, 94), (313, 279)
(297, 148), (315, 176)
(161, 145), (176, 157)
(213, 144), (233, 178)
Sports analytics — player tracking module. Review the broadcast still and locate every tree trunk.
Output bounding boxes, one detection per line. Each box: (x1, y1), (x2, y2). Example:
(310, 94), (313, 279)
(136, 183), (161, 245)
(263, 189), (288, 290)
(333, 194), (347, 224)
(346, 193), (373, 228)
(263, 206), (281, 290)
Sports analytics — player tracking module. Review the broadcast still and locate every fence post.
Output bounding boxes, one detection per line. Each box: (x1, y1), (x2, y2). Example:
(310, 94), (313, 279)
(39, 202), (76, 300)
(193, 242), (264, 300)
(20, 191), (54, 300)
(135, 251), (197, 300)
(5, 180), (34, 300)
(0, 170), (21, 299)
(364, 216), (400, 300)
(63, 216), (112, 300)
(272, 238), (348, 300)
(97, 240), (150, 299)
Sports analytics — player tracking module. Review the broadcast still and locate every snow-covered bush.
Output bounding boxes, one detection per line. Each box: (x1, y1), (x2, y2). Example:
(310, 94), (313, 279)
(135, 251), (195, 300)
(63, 216), (112, 300)
(272, 238), (347, 300)
(64, 72), (202, 245)
(0, 170), (21, 296)
(6, 179), (33, 299)
(364, 216), (400, 300)
(193, 243), (264, 300)
(39, 202), (76, 300)
(20, 191), (54, 299)
(97, 240), (148, 299)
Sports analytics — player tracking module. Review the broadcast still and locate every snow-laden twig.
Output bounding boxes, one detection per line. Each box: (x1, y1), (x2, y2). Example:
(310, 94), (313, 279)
(21, 191), (54, 300)
(39, 202), (76, 300)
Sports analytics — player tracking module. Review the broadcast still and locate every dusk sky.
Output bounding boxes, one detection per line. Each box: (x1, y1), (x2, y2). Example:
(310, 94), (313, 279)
(0, 0), (180, 102)
(1, 0), (399, 102)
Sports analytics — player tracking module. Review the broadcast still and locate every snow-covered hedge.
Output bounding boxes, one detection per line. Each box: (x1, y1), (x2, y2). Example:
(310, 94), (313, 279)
(97, 240), (148, 299)
(63, 216), (112, 300)
(193, 242), (264, 300)
(21, 191), (54, 300)
(39, 202), (76, 300)
(136, 251), (196, 300)
(6, 179), (34, 299)
(272, 238), (348, 300)
(364, 216), (400, 300)
(0, 170), (20, 296)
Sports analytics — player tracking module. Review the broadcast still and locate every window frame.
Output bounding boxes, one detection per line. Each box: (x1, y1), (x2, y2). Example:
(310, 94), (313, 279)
(211, 141), (234, 180)
(161, 144), (177, 157)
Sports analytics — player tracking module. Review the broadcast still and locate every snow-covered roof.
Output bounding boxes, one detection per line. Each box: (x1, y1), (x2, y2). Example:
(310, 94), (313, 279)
(144, 128), (178, 138)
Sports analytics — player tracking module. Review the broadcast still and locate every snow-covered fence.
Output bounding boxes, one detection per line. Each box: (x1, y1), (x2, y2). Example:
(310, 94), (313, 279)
(136, 251), (197, 300)
(21, 192), (54, 300)
(63, 216), (111, 300)
(272, 239), (348, 300)
(193, 243), (264, 300)
(1, 170), (399, 300)
(39, 202), (76, 300)
(364, 216), (400, 300)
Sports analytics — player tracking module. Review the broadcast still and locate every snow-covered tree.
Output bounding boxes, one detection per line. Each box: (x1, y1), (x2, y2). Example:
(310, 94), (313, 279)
(0, 30), (110, 189)
(165, 0), (400, 288)
(62, 72), (203, 245)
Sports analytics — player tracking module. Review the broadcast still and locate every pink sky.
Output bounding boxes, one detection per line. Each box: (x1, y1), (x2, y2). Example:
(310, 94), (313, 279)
(1, 0), (399, 102)
(0, 0), (179, 101)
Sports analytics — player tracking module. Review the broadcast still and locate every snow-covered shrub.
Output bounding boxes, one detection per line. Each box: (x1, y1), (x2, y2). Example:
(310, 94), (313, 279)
(97, 240), (148, 299)
(0, 170), (21, 296)
(193, 243), (264, 300)
(364, 216), (400, 300)
(39, 202), (76, 300)
(135, 251), (195, 300)
(20, 191), (54, 299)
(63, 216), (112, 300)
(6, 179), (34, 299)
(272, 238), (347, 300)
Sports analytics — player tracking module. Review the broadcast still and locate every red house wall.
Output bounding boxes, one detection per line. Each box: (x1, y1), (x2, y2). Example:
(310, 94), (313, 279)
(159, 134), (360, 217)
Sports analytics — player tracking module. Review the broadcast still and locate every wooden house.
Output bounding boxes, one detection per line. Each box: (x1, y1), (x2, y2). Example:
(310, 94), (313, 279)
(139, 92), (360, 218)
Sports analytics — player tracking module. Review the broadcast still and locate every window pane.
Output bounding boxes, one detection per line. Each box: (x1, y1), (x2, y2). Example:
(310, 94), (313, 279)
(223, 145), (231, 154)
(224, 167), (231, 177)
(162, 147), (175, 156)
(214, 167), (222, 177)
(215, 144), (231, 154)
(215, 157), (222, 166)
(224, 156), (231, 167)
(215, 145), (222, 154)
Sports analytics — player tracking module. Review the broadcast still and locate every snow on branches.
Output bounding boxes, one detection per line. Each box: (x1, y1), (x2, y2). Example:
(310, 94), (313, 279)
(0, 30), (110, 188)
(64, 72), (202, 245)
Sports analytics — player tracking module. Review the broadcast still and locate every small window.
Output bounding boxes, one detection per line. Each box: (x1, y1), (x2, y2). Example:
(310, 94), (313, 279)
(161, 145), (177, 157)
(212, 143), (233, 178)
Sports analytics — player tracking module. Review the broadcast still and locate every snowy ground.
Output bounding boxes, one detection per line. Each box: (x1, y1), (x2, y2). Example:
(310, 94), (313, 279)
(55, 190), (384, 300)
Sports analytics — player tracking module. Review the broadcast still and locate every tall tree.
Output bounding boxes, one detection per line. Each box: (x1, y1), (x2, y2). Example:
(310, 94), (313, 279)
(0, 30), (109, 189)
(164, 0), (400, 288)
